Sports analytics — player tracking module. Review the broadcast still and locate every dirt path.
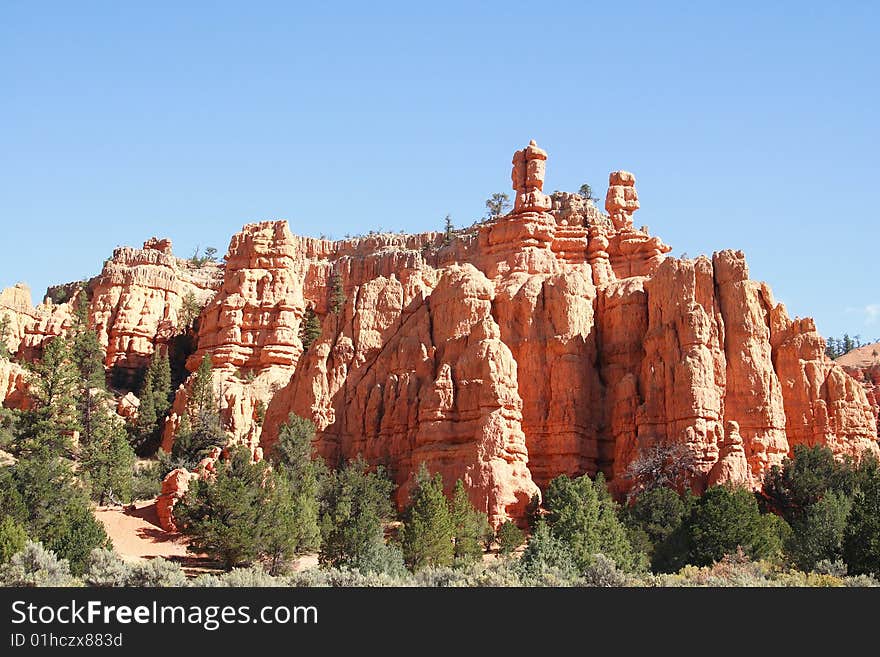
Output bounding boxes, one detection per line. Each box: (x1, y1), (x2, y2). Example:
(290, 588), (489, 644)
(94, 500), (193, 563)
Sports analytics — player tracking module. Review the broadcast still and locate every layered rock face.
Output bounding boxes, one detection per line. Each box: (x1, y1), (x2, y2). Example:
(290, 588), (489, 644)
(90, 238), (221, 377)
(0, 282), (78, 364)
(837, 343), (880, 436)
(157, 141), (878, 525)
(161, 222), (335, 453)
(1, 238), (221, 396)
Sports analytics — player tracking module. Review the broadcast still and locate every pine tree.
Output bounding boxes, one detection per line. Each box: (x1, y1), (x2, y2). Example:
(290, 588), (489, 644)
(686, 485), (788, 567)
(71, 312), (108, 448)
(2, 450), (109, 574)
(0, 315), (11, 359)
(132, 350), (171, 454)
(188, 353), (217, 422)
(401, 465), (455, 570)
(262, 466), (321, 575)
(843, 467), (880, 575)
(442, 214), (454, 245)
(543, 472), (644, 572)
(151, 350), (172, 419)
(262, 413), (322, 573)
(81, 415), (135, 505)
(19, 337), (79, 456)
(175, 446), (270, 568)
(319, 457), (396, 570)
(329, 274), (346, 315)
(496, 521), (525, 556)
(172, 353), (225, 466)
(133, 366), (158, 453)
(0, 515), (28, 564)
(484, 192), (511, 220)
(449, 479), (489, 565)
(299, 308), (322, 350)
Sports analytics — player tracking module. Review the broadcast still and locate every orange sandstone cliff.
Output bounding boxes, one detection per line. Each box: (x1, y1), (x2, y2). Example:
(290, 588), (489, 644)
(154, 141), (877, 527)
(4, 141), (877, 528)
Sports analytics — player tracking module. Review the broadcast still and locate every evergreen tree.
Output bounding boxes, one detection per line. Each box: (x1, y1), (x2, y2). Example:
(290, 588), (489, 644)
(449, 479), (489, 565)
(442, 214), (454, 245)
(484, 192), (511, 219)
(319, 457), (395, 570)
(263, 413), (322, 573)
(763, 445), (851, 519)
(178, 291), (202, 330)
(188, 353), (217, 421)
(81, 417), (135, 505)
(298, 308), (322, 351)
(329, 274), (346, 315)
(400, 465), (455, 570)
(0, 515), (28, 564)
(843, 468), (880, 575)
(171, 353), (225, 467)
(578, 183), (597, 202)
(542, 473), (644, 572)
(518, 519), (578, 580)
(175, 446), (270, 569)
(19, 337), (79, 456)
(132, 350), (172, 455)
(71, 316), (108, 447)
(151, 350), (172, 418)
(133, 366), (158, 453)
(0, 315), (11, 359)
(262, 467), (321, 575)
(623, 486), (693, 572)
(496, 521), (525, 556)
(1, 452), (109, 574)
(786, 490), (851, 571)
(686, 485), (787, 566)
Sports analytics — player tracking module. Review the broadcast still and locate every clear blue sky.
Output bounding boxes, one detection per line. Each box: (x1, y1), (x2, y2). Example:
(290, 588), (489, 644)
(1, 1), (877, 340)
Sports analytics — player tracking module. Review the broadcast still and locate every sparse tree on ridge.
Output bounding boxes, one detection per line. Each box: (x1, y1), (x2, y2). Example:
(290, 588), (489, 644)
(484, 192), (511, 220)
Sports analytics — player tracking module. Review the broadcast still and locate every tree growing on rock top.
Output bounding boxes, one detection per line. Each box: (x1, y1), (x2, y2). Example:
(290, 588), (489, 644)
(299, 308), (321, 350)
(484, 192), (511, 220)
(329, 274), (346, 315)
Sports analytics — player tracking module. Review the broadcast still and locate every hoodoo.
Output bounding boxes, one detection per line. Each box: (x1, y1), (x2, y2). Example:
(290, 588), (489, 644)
(3, 141), (877, 529)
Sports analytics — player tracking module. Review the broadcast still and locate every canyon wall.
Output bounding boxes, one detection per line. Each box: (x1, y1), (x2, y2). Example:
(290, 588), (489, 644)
(4, 140), (876, 528)
(159, 140), (876, 526)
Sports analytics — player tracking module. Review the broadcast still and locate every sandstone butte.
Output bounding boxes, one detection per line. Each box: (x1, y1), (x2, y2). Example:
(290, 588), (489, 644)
(2, 141), (878, 529)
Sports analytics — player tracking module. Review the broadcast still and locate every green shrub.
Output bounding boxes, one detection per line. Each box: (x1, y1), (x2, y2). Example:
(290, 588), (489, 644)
(0, 541), (79, 587)
(84, 548), (131, 587)
(125, 558), (188, 587)
(496, 521), (525, 556)
(0, 515), (28, 564)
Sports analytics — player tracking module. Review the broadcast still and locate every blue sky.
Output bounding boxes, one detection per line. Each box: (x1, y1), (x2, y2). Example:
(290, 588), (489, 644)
(1, 1), (877, 340)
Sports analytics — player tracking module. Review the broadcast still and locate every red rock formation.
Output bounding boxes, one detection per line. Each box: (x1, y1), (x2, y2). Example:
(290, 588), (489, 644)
(0, 359), (29, 410)
(156, 468), (196, 532)
(836, 343), (880, 438)
(0, 283), (79, 363)
(90, 238), (221, 375)
(155, 447), (223, 531)
(153, 140), (877, 526)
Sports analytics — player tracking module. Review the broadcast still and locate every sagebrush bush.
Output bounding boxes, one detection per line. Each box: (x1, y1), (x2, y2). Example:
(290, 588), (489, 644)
(125, 558), (188, 587)
(192, 566), (284, 587)
(0, 541), (79, 587)
(582, 553), (633, 587)
(288, 566), (409, 587)
(84, 548), (131, 587)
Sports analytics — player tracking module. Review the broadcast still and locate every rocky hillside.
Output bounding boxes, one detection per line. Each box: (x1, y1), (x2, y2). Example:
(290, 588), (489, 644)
(836, 342), (880, 435)
(2, 140), (877, 527)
